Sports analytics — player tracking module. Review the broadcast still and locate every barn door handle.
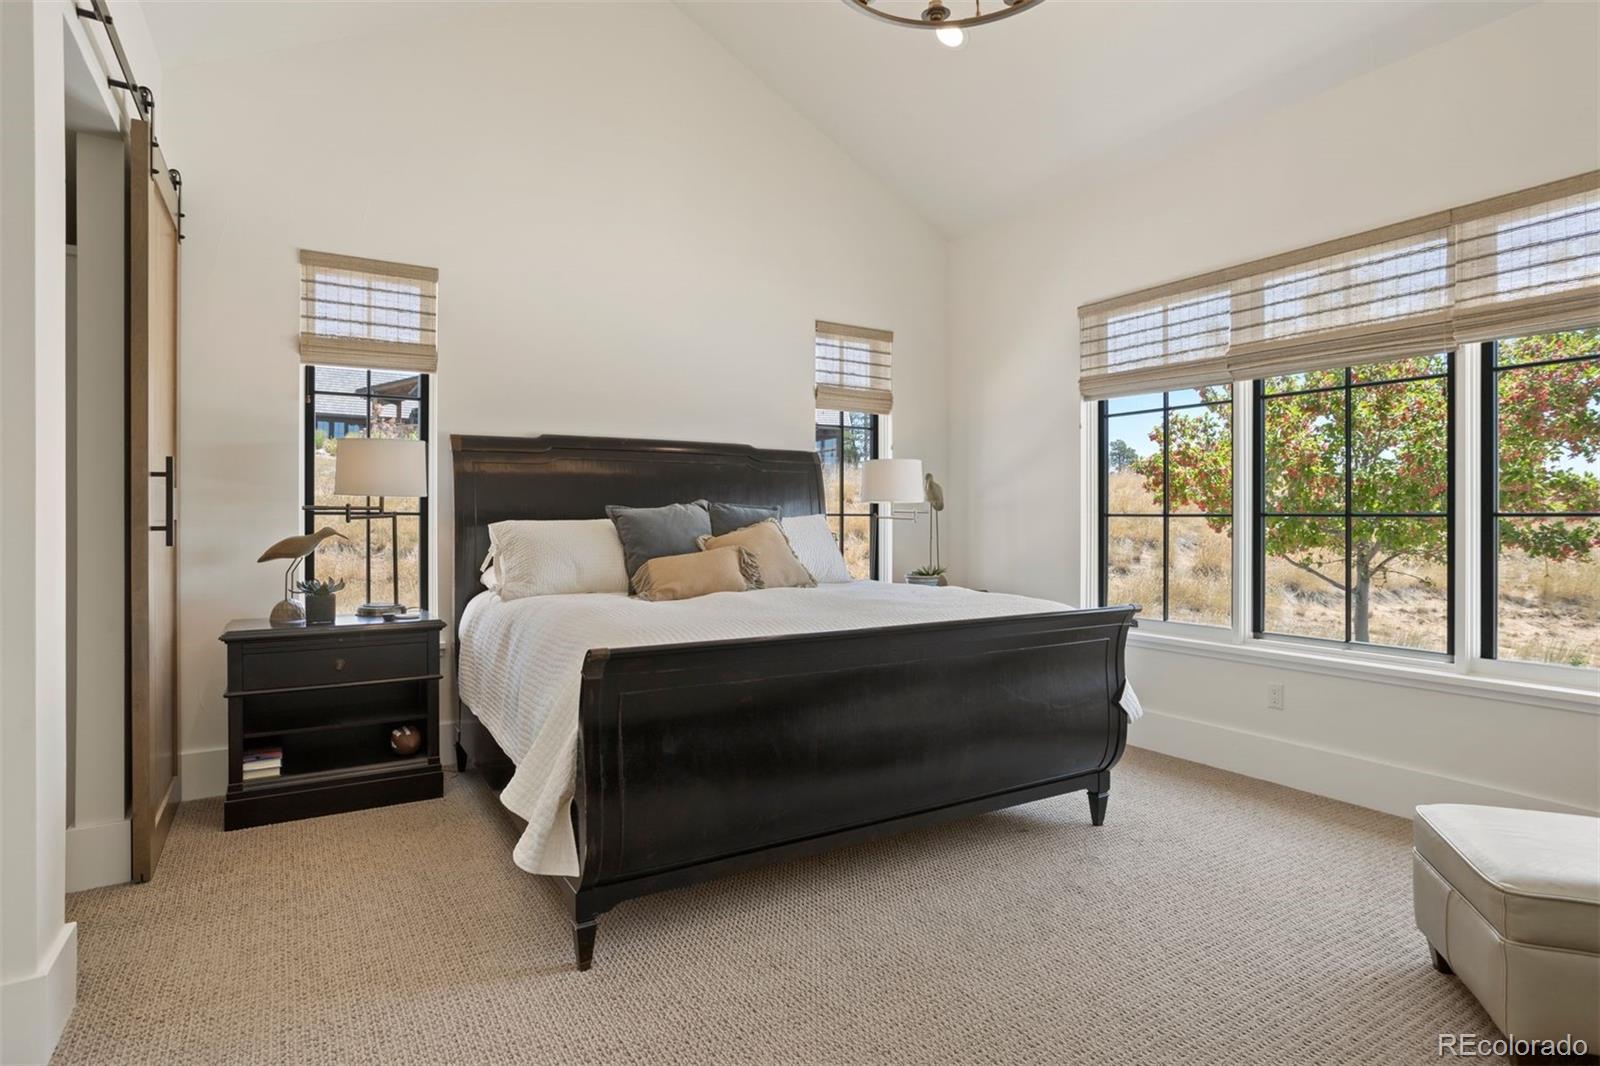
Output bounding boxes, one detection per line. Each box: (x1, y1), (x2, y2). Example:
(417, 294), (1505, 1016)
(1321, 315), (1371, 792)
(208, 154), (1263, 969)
(149, 456), (174, 546)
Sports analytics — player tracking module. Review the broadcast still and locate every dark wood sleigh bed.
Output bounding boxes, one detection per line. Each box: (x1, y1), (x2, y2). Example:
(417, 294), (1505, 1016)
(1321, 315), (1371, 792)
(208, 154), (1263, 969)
(451, 434), (1136, 970)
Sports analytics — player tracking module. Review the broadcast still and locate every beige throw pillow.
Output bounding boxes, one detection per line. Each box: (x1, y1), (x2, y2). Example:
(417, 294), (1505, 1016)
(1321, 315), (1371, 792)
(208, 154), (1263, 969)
(632, 546), (760, 602)
(696, 518), (817, 590)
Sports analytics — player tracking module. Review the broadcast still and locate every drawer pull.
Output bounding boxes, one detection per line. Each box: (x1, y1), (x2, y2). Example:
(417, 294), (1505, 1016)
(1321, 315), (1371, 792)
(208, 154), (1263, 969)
(334, 658), (346, 672)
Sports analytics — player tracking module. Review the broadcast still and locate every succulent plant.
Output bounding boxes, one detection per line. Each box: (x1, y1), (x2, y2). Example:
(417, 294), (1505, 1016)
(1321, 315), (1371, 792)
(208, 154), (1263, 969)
(293, 578), (346, 597)
(909, 565), (948, 577)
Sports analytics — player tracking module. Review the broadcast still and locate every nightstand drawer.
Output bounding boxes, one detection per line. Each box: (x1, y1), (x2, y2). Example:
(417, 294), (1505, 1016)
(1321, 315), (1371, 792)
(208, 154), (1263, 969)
(239, 638), (428, 692)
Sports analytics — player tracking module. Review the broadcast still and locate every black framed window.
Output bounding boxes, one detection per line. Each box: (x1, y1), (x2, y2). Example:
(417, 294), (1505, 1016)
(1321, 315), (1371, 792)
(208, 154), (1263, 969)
(1481, 328), (1599, 668)
(1253, 353), (1452, 653)
(303, 365), (430, 614)
(814, 409), (878, 580)
(1099, 386), (1233, 626)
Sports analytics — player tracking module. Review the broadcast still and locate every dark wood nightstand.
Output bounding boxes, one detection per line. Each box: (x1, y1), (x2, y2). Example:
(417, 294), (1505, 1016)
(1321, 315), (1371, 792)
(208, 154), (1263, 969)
(219, 613), (446, 830)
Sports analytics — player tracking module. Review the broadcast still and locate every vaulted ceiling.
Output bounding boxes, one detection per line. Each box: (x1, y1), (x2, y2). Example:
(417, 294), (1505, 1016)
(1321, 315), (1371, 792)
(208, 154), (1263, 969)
(141, 0), (1528, 236)
(680, 0), (1527, 234)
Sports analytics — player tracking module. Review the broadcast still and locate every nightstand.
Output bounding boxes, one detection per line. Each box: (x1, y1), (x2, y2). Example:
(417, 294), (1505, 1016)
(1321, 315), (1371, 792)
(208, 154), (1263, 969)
(219, 614), (446, 830)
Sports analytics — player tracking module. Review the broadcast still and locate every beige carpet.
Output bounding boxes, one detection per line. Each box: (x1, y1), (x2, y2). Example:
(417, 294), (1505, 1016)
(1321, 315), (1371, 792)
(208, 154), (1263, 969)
(56, 748), (1508, 1065)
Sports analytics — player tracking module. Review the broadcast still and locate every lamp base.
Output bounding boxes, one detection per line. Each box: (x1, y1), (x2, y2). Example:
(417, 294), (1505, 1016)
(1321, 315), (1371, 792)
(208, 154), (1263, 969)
(355, 601), (405, 618)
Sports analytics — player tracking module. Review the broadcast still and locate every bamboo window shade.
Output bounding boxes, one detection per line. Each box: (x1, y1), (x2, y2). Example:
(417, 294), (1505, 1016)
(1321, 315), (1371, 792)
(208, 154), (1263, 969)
(1077, 171), (1600, 399)
(298, 250), (438, 373)
(815, 321), (893, 415)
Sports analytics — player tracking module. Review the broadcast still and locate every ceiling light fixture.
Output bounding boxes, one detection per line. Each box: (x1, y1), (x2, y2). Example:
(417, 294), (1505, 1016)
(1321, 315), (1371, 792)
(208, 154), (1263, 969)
(846, 0), (1038, 48)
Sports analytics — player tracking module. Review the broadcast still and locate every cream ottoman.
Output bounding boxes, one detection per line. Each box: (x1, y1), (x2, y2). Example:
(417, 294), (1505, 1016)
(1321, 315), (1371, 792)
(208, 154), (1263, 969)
(1413, 804), (1600, 1049)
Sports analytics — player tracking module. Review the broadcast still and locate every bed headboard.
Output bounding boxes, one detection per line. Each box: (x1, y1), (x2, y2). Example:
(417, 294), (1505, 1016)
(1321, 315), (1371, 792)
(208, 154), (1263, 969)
(450, 433), (826, 631)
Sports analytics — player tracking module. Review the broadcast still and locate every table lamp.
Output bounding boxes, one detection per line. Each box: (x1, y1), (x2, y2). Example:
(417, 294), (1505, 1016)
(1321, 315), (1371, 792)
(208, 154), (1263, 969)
(861, 458), (924, 514)
(330, 438), (427, 617)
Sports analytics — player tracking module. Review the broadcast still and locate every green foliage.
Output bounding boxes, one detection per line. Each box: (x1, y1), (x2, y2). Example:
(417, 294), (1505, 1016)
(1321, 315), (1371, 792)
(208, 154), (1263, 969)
(1107, 439), (1139, 473)
(313, 428), (327, 453)
(909, 564), (947, 577)
(294, 578), (346, 597)
(1494, 330), (1600, 560)
(1138, 335), (1600, 642)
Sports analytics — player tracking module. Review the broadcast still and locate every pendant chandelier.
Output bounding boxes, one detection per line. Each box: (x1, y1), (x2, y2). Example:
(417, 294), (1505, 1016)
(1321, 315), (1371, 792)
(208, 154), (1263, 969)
(845, 0), (1040, 49)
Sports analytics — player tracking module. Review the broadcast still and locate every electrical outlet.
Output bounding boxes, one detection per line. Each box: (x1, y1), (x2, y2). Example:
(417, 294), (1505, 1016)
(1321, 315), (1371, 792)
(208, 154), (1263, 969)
(1267, 683), (1285, 710)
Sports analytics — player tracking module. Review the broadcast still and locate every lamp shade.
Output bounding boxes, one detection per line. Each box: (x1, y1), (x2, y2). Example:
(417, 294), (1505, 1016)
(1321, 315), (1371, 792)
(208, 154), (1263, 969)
(860, 458), (924, 504)
(334, 438), (427, 498)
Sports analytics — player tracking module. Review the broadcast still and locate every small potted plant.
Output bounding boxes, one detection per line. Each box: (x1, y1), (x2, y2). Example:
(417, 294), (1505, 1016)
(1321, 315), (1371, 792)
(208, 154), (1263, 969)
(906, 565), (948, 587)
(294, 577), (344, 625)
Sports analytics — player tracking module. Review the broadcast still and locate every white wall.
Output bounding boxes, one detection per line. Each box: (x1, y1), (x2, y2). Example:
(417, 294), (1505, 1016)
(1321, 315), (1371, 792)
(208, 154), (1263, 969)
(3, 3), (162, 1056)
(160, 2), (952, 795)
(3, 5), (72, 1060)
(948, 2), (1600, 815)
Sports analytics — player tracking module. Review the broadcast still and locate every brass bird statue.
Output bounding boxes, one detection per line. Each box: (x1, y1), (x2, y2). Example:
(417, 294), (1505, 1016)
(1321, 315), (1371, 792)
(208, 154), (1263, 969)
(260, 527), (347, 626)
(923, 471), (945, 572)
(258, 526), (347, 563)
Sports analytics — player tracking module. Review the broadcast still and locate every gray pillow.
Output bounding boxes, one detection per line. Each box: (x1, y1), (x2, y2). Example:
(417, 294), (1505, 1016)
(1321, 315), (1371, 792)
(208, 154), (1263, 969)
(707, 501), (780, 536)
(605, 501), (712, 582)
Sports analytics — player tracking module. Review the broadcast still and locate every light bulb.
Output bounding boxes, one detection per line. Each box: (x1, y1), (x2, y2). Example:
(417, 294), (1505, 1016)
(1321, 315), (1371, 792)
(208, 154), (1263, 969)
(935, 24), (965, 48)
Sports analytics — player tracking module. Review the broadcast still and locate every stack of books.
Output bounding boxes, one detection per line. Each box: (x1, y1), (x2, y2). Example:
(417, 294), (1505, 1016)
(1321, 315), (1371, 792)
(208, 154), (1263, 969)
(242, 747), (283, 782)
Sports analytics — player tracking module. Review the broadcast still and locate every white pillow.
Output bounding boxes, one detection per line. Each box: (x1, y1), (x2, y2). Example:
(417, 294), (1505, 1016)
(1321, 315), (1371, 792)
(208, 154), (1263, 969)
(780, 514), (853, 584)
(480, 548), (498, 590)
(487, 519), (629, 599)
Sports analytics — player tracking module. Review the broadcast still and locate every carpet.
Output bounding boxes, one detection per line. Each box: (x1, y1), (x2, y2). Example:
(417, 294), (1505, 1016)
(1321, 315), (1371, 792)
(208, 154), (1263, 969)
(55, 748), (1507, 1065)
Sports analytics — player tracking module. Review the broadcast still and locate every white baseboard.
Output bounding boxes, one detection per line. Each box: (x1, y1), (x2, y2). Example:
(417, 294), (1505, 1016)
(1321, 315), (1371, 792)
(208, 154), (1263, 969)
(65, 818), (130, 892)
(1131, 708), (1598, 819)
(179, 745), (227, 800)
(0, 922), (77, 1065)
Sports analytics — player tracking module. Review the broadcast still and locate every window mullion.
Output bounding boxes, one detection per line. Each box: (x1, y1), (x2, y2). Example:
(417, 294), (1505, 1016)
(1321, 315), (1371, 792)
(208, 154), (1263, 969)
(1451, 347), (1478, 673)
(1479, 342), (1499, 661)
(1095, 400), (1108, 608)
(1252, 379), (1267, 638)
(1231, 383), (1250, 645)
(1342, 370), (1353, 645)
(1161, 398), (1170, 622)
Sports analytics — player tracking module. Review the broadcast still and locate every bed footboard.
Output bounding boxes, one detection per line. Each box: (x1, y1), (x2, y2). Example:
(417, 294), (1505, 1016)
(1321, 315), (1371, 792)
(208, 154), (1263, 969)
(567, 606), (1135, 968)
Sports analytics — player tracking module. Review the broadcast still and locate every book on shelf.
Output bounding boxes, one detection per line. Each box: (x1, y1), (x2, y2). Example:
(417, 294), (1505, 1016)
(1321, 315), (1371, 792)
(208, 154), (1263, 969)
(242, 746), (283, 780)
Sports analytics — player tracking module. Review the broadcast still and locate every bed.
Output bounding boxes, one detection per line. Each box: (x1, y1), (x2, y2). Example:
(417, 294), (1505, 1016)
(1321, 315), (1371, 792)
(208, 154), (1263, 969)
(451, 434), (1138, 970)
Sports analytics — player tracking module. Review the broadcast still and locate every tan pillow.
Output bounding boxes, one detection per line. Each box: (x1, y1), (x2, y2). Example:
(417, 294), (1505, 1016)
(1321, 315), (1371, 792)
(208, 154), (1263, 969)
(697, 518), (817, 590)
(632, 546), (760, 602)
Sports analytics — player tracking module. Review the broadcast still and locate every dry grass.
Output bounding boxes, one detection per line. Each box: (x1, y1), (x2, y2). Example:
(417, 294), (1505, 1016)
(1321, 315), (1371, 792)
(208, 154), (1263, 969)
(1104, 474), (1598, 665)
(821, 463), (875, 580)
(310, 451), (424, 613)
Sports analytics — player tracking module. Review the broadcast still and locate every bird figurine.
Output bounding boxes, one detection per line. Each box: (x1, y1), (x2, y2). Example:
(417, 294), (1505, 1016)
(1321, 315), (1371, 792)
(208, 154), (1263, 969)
(259, 527), (347, 626)
(923, 471), (945, 572)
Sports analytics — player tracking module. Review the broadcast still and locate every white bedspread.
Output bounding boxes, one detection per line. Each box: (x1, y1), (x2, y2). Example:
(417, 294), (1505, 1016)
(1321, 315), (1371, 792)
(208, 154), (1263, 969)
(457, 581), (1143, 876)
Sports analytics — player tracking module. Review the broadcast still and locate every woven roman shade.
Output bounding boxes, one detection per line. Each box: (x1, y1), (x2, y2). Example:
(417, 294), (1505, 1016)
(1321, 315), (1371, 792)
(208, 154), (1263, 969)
(1226, 225), (1453, 380)
(1077, 289), (1232, 398)
(815, 321), (893, 414)
(299, 250), (438, 373)
(1452, 173), (1600, 341)
(1077, 171), (1600, 398)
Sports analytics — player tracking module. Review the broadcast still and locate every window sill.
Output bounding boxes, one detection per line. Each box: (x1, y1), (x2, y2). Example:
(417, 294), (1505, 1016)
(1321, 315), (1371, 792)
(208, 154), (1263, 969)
(1127, 627), (1599, 716)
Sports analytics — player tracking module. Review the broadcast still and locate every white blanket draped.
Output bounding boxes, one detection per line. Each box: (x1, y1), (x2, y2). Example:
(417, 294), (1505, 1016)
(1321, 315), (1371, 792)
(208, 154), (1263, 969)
(457, 582), (1142, 876)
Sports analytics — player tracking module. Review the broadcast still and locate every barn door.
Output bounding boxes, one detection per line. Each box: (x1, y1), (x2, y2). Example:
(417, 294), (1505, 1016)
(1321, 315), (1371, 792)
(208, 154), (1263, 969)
(128, 118), (180, 881)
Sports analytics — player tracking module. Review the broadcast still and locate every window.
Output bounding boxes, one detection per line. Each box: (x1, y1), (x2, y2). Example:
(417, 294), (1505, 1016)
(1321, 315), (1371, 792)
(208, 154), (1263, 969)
(298, 250), (438, 373)
(1099, 386), (1232, 626)
(1083, 174), (1598, 683)
(303, 366), (429, 614)
(813, 321), (892, 580)
(814, 409), (878, 580)
(1254, 353), (1452, 653)
(1482, 328), (1599, 667)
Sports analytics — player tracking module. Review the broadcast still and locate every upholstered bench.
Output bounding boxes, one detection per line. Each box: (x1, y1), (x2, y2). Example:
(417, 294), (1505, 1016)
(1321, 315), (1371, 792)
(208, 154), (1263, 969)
(1413, 804), (1600, 1048)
